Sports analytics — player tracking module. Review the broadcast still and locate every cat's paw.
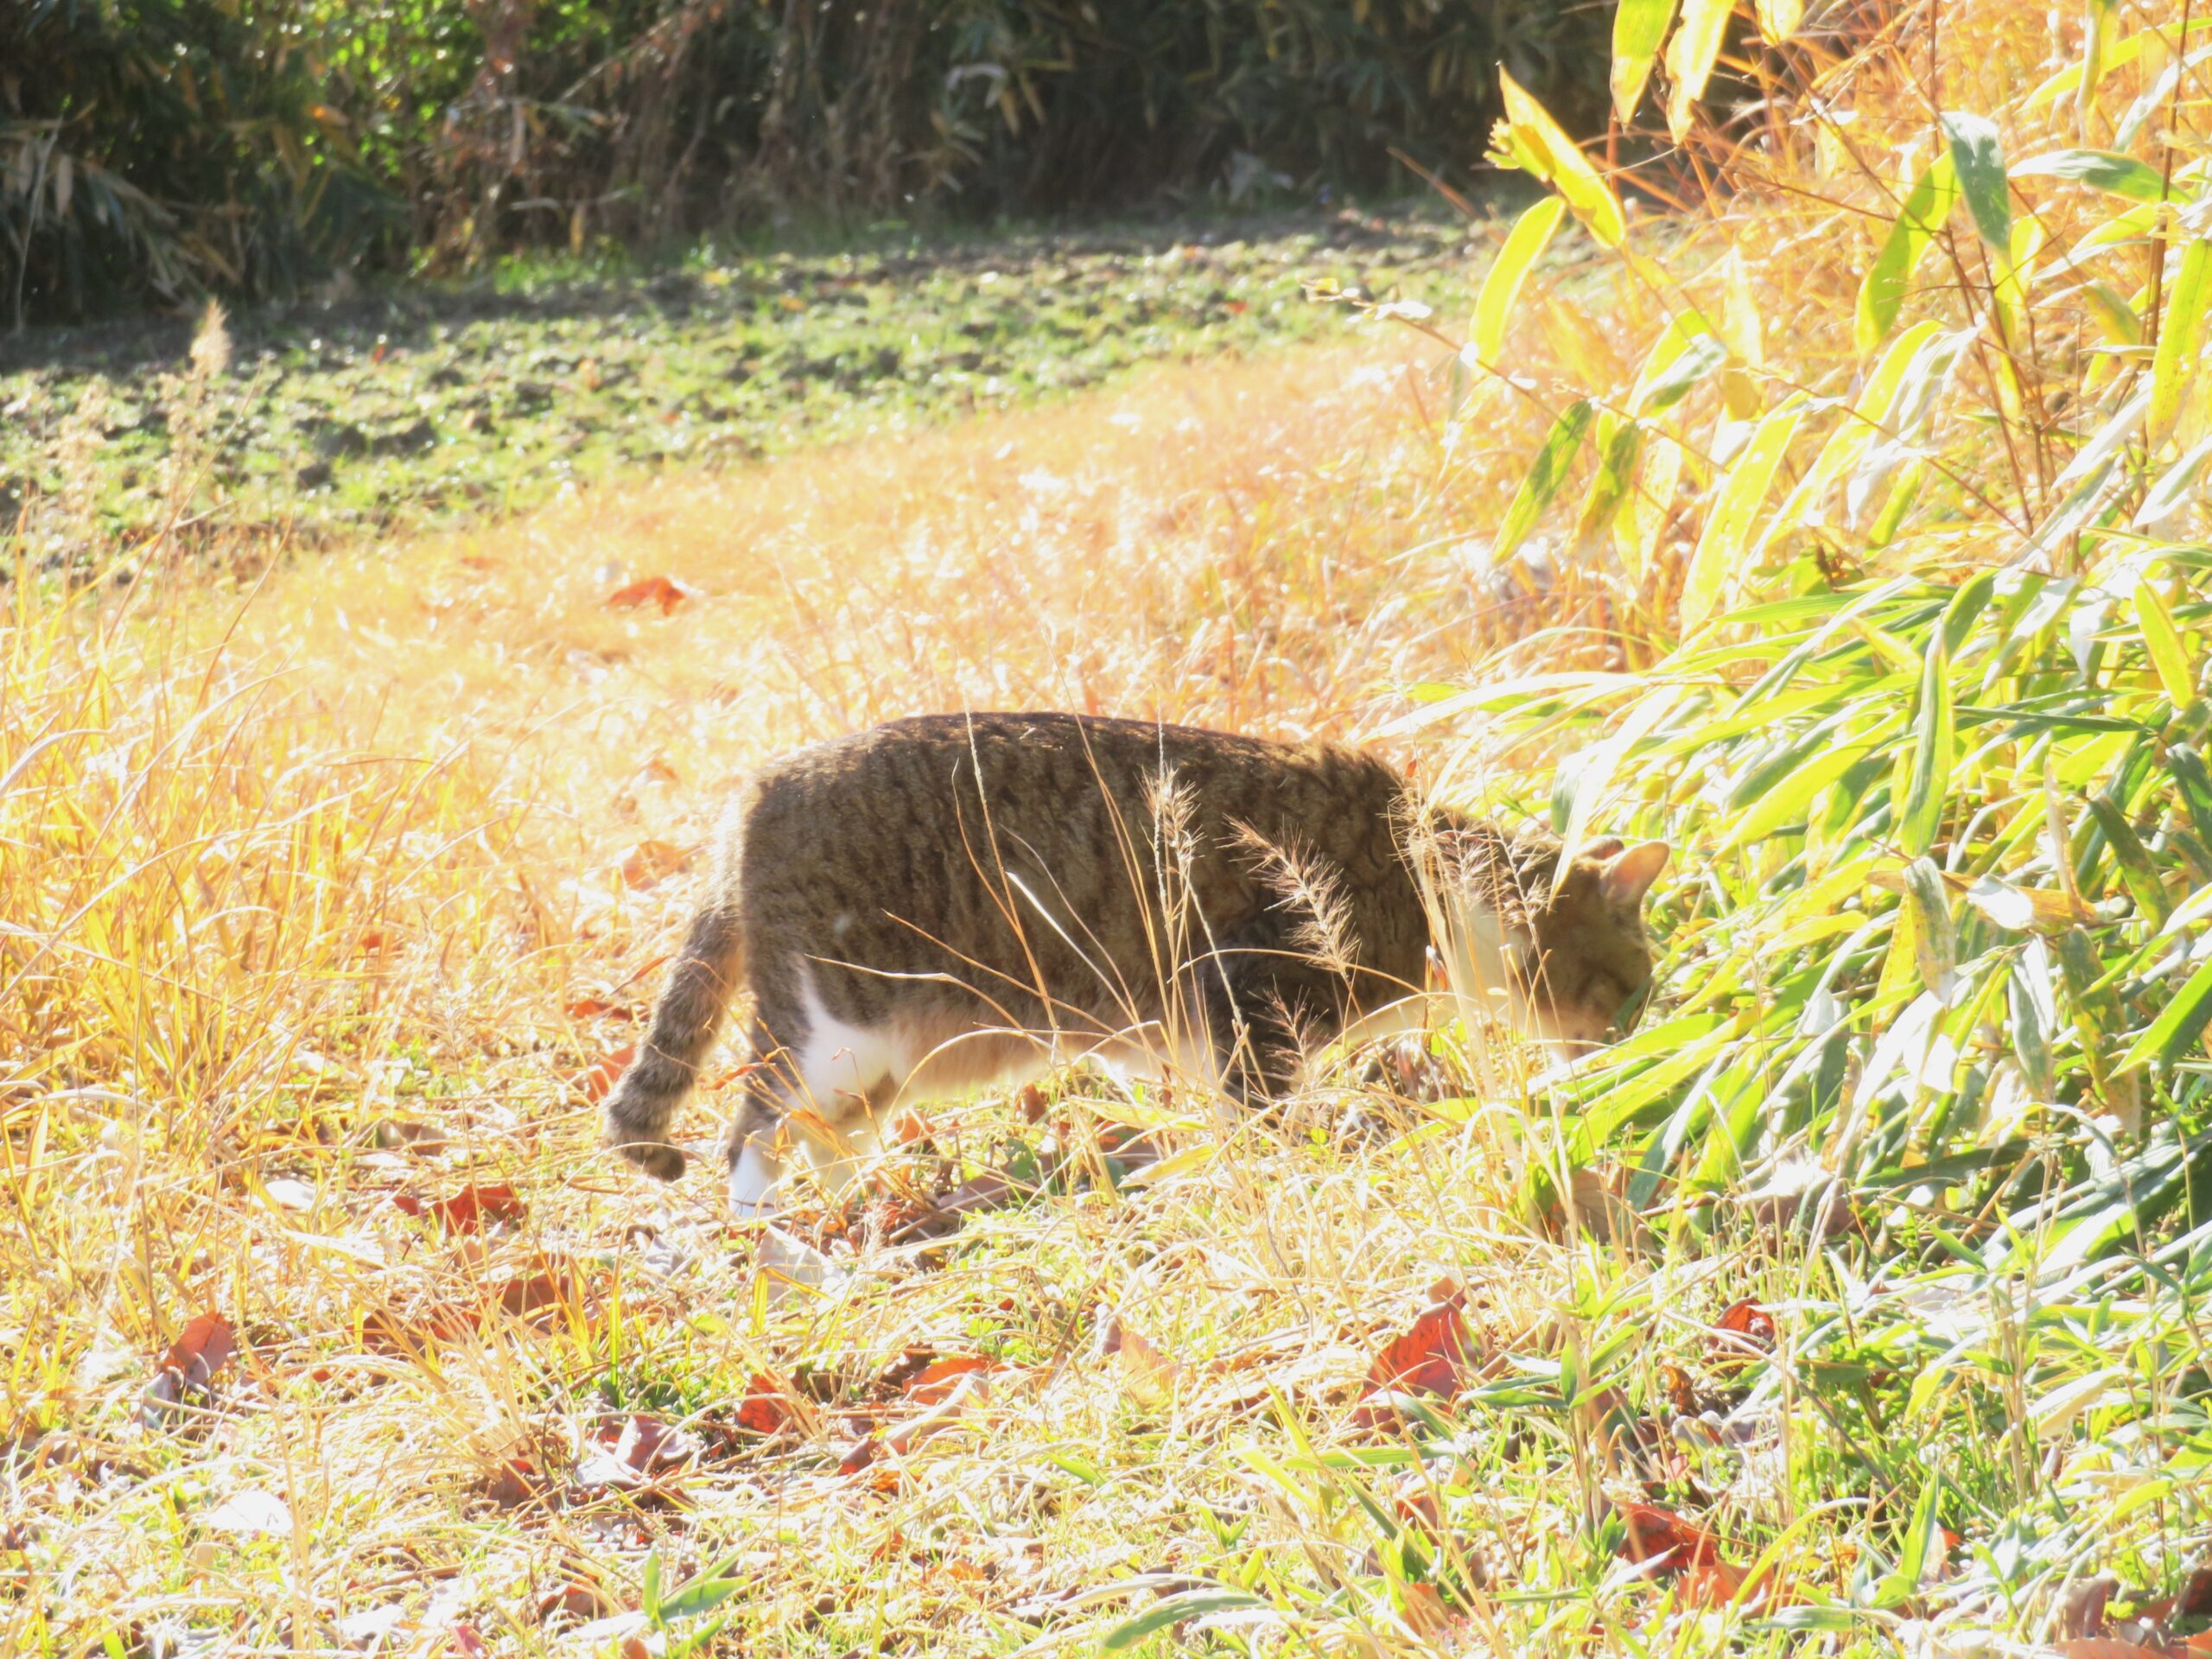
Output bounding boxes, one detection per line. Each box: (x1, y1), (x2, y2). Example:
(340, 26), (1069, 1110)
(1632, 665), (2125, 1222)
(618, 1140), (687, 1181)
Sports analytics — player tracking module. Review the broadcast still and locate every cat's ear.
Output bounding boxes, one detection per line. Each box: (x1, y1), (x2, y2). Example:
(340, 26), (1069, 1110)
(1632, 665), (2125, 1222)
(1601, 840), (1670, 907)
(1574, 836), (1625, 861)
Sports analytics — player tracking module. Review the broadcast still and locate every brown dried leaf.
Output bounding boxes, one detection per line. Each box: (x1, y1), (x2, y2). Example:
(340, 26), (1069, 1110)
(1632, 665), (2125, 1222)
(496, 1259), (581, 1318)
(1363, 1281), (1474, 1399)
(904, 1355), (996, 1406)
(1098, 1315), (1185, 1405)
(564, 995), (636, 1021)
(569, 1045), (636, 1106)
(607, 575), (699, 615)
(393, 1182), (526, 1233)
(617, 838), (693, 890)
(536, 1582), (614, 1625)
(141, 1313), (236, 1425)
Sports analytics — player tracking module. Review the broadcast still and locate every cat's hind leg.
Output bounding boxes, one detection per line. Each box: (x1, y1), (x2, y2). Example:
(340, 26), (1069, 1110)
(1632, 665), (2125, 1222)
(722, 1005), (904, 1218)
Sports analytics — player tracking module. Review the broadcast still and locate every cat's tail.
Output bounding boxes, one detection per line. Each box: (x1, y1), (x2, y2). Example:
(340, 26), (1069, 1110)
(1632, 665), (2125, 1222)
(602, 898), (746, 1181)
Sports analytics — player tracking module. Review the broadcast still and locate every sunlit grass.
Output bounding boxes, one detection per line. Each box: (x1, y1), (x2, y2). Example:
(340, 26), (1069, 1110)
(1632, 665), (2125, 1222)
(11, 0), (2212, 1650)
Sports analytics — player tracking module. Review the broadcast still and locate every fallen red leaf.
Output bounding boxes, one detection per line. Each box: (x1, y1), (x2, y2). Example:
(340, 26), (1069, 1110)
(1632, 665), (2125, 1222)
(564, 995), (636, 1020)
(141, 1312), (237, 1425)
(1617, 1502), (1764, 1610)
(1681, 1555), (1751, 1611)
(158, 1313), (236, 1389)
(482, 1458), (547, 1508)
(450, 1624), (491, 1658)
(2180, 1567), (2212, 1618)
(569, 1045), (636, 1106)
(576, 1413), (701, 1491)
(607, 575), (699, 615)
(497, 1262), (577, 1317)
(905, 1355), (995, 1405)
(618, 838), (692, 890)
(1364, 1281), (1474, 1400)
(392, 1182), (526, 1232)
(537, 1582), (614, 1624)
(1710, 1299), (1777, 1366)
(736, 1373), (793, 1435)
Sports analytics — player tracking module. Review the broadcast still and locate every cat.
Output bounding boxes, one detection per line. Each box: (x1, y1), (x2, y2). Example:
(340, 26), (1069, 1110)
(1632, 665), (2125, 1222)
(601, 712), (1669, 1216)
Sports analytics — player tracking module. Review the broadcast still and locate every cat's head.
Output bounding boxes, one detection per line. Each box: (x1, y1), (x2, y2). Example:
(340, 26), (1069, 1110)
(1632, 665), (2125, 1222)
(1516, 836), (1670, 1052)
(1423, 826), (1669, 1056)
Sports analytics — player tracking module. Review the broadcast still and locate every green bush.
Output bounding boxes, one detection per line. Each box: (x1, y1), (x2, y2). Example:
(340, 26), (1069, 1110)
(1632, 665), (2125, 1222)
(1, 0), (393, 325)
(1, 0), (1613, 321)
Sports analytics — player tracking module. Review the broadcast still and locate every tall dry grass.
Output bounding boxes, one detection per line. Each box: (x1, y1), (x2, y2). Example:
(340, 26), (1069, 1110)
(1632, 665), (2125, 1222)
(0, 333), (1595, 1654)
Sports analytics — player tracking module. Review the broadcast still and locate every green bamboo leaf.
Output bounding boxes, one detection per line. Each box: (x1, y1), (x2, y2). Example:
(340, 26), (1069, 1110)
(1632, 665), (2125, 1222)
(1895, 623), (1955, 855)
(2151, 236), (2212, 447)
(1630, 316), (1729, 415)
(1942, 112), (2012, 260)
(1942, 569), (1999, 658)
(1857, 156), (1961, 353)
(2080, 0), (2118, 139)
(1665, 0), (1734, 143)
(2168, 743), (2212, 841)
(2010, 148), (2169, 200)
(1104, 1590), (1271, 1650)
(1680, 400), (1806, 630)
(2134, 575), (2196, 703)
(1572, 414), (1643, 555)
(1872, 1472), (1947, 1606)
(1720, 740), (1882, 848)
(2010, 941), (2057, 1097)
(2085, 279), (2145, 344)
(1472, 197), (1566, 365)
(2089, 796), (2169, 921)
(1554, 686), (1681, 882)
(2121, 952), (2212, 1070)
(1775, 321), (1948, 537)
(658, 1557), (747, 1621)
(1611, 0), (1678, 120)
(1902, 856), (1959, 1000)
(2137, 435), (2212, 530)
(1492, 399), (1595, 561)
(1495, 72), (1626, 248)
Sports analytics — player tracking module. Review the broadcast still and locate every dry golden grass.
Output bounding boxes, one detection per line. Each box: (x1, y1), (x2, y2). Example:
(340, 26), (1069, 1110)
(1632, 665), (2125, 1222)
(3, 334), (1612, 1656)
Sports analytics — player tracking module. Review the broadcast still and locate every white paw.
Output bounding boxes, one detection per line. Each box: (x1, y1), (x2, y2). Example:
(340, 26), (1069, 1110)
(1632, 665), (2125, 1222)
(726, 1143), (779, 1218)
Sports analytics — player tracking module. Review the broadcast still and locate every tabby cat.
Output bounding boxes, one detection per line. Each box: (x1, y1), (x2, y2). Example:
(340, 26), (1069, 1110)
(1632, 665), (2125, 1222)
(601, 712), (1668, 1215)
